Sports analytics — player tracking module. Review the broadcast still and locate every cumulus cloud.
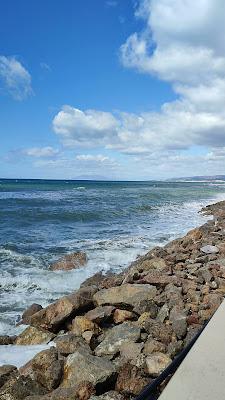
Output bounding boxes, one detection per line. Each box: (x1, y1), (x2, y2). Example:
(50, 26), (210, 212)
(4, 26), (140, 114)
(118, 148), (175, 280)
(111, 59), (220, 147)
(76, 154), (111, 162)
(51, 0), (225, 177)
(22, 146), (59, 158)
(0, 56), (33, 100)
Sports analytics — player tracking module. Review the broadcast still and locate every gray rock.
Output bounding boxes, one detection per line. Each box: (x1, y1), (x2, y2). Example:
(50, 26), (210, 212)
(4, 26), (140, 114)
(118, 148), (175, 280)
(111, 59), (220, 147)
(95, 322), (141, 356)
(200, 245), (219, 254)
(61, 349), (116, 388)
(170, 306), (187, 339)
(0, 375), (46, 400)
(85, 306), (115, 324)
(54, 333), (91, 355)
(146, 353), (171, 377)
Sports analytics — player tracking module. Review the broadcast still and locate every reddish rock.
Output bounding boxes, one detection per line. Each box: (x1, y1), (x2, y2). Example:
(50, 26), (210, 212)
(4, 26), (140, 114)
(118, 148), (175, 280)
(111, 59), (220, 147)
(116, 363), (149, 396)
(113, 309), (135, 324)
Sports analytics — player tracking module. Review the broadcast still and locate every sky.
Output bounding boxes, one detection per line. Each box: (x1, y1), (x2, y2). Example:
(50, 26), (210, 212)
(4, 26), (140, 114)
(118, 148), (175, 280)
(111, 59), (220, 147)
(1, 0), (225, 180)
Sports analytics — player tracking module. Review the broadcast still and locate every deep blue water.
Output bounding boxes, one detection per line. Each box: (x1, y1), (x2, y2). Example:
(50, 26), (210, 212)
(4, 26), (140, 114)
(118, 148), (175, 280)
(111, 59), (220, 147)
(1, 178), (225, 335)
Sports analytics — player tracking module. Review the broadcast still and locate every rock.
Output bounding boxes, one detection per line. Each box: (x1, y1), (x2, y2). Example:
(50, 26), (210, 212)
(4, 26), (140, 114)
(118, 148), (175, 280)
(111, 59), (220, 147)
(200, 245), (219, 254)
(15, 326), (55, 345)
(0, 375), (46, 400)
(26, 382), (95, 400)
(167, 340), (183, 358)
(120, 342), (144, 362)
(115, 363), (149, 396)
(0, 335), (16, 345)
(156, 304), (169, 323)
(93, 284), (157, 309)
(140, 318), (173, 344)
(0, 365), (17, 388)
(85, 306), (115, 324)
(135, 257), (167, 272)
(90, 391), (124, 400)
(29, 286), (98, 332)
(143, 339), (166, 355)
(146, 353), (171, 377)
(95, 322), (140, 356)
(71, 316), (100, 336)
(113, 309), (135, 324)
(19, 304), (43, 325)
(138, 271), (178, 287)
(54, 334), (91, 355)
(80, 273), (105, 289)
(61, 349), (116, 388)
(169, 306), (187, 339)
(50, 252), (87, 271)
(133, 299), (158, 317)
(20, 348), (63, 391)
(82, 331), (95, 346)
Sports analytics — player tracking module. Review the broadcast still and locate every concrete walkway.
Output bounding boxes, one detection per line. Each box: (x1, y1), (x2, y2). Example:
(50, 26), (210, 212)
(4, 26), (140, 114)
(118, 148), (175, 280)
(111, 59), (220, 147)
(159, 300), (225, 400)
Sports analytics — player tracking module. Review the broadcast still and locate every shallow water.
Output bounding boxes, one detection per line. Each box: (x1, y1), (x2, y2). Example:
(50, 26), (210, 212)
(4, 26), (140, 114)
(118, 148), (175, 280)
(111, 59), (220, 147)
(1, 179), (225, 335)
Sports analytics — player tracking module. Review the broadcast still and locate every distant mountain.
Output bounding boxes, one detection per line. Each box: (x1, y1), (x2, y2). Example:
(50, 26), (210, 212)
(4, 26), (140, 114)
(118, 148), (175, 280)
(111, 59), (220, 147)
(169, 175), (225, 182)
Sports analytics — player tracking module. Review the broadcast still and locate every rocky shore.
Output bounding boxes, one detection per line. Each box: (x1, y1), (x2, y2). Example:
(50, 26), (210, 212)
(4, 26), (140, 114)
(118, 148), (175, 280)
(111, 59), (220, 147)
(1, 200), (225, 400)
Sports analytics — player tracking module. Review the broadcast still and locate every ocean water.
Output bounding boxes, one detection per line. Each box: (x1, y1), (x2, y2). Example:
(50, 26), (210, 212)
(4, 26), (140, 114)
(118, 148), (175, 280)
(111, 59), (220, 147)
(1, 178), (225, 336)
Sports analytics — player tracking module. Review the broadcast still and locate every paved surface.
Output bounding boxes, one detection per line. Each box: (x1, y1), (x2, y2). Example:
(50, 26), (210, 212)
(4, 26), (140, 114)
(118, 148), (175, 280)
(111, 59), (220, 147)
(159, 300), (225, 400)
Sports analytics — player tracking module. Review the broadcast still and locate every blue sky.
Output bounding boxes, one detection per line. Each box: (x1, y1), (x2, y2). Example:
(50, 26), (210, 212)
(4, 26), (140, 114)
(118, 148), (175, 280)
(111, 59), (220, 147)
(1, 0), (225, 179)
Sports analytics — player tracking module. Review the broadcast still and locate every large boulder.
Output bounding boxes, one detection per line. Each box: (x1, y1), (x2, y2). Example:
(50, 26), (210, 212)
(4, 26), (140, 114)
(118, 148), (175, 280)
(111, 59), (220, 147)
(71, 316), (100, 336)
(19, 303), (43, 325)
(0, 335), (16, 345)
(26, 382), (95, 400)
(20, 348), (63, 391)
(61, 349), (116, 389)
(55, 334), (91, 355)
(0, 374), (46, 400)
(29, 286), (98, 332)
(85, 306), (115, 324)
(50, 252), (87, 271)
(95, 322), (140, 356)
(93, 284), (157, 309)
(15, 326), (55, 345)
(0, 365), (17, 388)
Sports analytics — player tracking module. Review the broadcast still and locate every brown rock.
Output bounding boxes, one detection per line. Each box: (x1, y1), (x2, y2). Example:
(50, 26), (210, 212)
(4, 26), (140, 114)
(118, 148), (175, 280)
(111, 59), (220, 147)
(0, 335), (16, 345)
(116, 363), (149, 396)
(80, 273), (105, 289)
(120, 342), (144, 362)
(143, 339), (166, 355)
(140, 318), (173, 345)
(71, 316), (100, 336)
(85, 306), (115, 324)
(146, 353), (171, 377)
(133, 299), (158, 317)
(20, 347), (63, 391)
(113, 309), (135, 324)
(169, 306), (187, 339)
(15, 326), (55, 345)
(0, 374), (46, 400)
(0, 365), (17, 388)
(50, 252), (87, 271)
(20, 303), (43, 325)
(90, 391), (124, 400)
(55, 334), (91, 355)
(26, 382), (95, 400)
(29, 286), (98, 332)
(139, 271), (178, 287)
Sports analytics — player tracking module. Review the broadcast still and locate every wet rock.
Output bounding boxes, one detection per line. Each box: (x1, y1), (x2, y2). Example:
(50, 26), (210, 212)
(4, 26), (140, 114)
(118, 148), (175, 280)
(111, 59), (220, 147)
(0, 375), (46, 400)
(15, 326), (55, 345)
(71, 316), (100, 336)
(85, 306), (115, 324)
(0, 365), (17, 388)
(169, 306), (187, 339)
(50, 252), (87, 271)
(143, 339), (166, 355)
(29, 286), (98, 332)
(93, 284), (157, 309)
(200, 245), (219, 254)
(61, 349), (116, 388)
(113, 309), (135, 324)
(20, 304), (43, 325)
(115, 363), (149, 396)
(95, 322), (140, 356)
(20, 347), (63, 391)
(0, 335), (17, 345)
(54, 334), (91, 355)
(146, 353), (171, 377)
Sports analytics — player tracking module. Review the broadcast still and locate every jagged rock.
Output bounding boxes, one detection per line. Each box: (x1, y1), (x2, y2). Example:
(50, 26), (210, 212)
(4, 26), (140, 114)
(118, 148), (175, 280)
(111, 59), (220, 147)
(15, 326), (55, 345)
(0, 365), (17, 388)
(156, 304), (169, 323)
(146, 353), (171, 377)
(54, 334), (91, 355)
(115, 363), (149, 396)
(119, 342), (144, 362)
(85, 306), (115, 324)
(26, 382), (95, 400)
(20, 348), (63, 391)
(113, 309), (135, 324)
(90, 391), (124, 400)
(200, 245), (219, 254)
(71, 316), (100, 336)
(135, 257), (167, 272)
(169, 306), (187, 339)
(167, 340), (183, 358)
(95, 322), (140, 356)
(138, 271), (178, 287)
(29, 286), (98, 332)
(93, 284), (157, 309)
(80, 273), (105, 289)
(139, 318), (173, 344)
(133, 299), (158, 317)
(82, 331), (95, 345)
(143, 339), (166, 355)
(50, 252), (87, 271)
(0, 374), (46, 400)
(19, 303), (43, 325)
(0, 335), (16, 345)
(61, 349), (116, 388)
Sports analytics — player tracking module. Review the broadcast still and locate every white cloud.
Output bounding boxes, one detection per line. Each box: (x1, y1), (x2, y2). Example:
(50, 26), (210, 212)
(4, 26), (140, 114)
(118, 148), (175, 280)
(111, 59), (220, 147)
(22, 147), (59, 158)
(0, 56), (33, 100)
(76, 154), (111, 162)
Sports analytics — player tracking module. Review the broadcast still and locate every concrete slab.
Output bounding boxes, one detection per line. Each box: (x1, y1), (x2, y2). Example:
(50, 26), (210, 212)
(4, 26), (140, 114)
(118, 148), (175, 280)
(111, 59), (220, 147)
(159, 300), (225, 400)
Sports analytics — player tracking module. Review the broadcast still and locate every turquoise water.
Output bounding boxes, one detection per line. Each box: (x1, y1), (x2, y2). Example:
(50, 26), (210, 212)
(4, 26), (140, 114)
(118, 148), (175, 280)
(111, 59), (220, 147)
(1, 178), (225, 335)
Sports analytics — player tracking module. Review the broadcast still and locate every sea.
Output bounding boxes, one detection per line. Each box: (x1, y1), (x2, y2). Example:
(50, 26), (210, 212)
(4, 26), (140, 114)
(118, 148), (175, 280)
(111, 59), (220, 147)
(1, 178), (225, 338)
